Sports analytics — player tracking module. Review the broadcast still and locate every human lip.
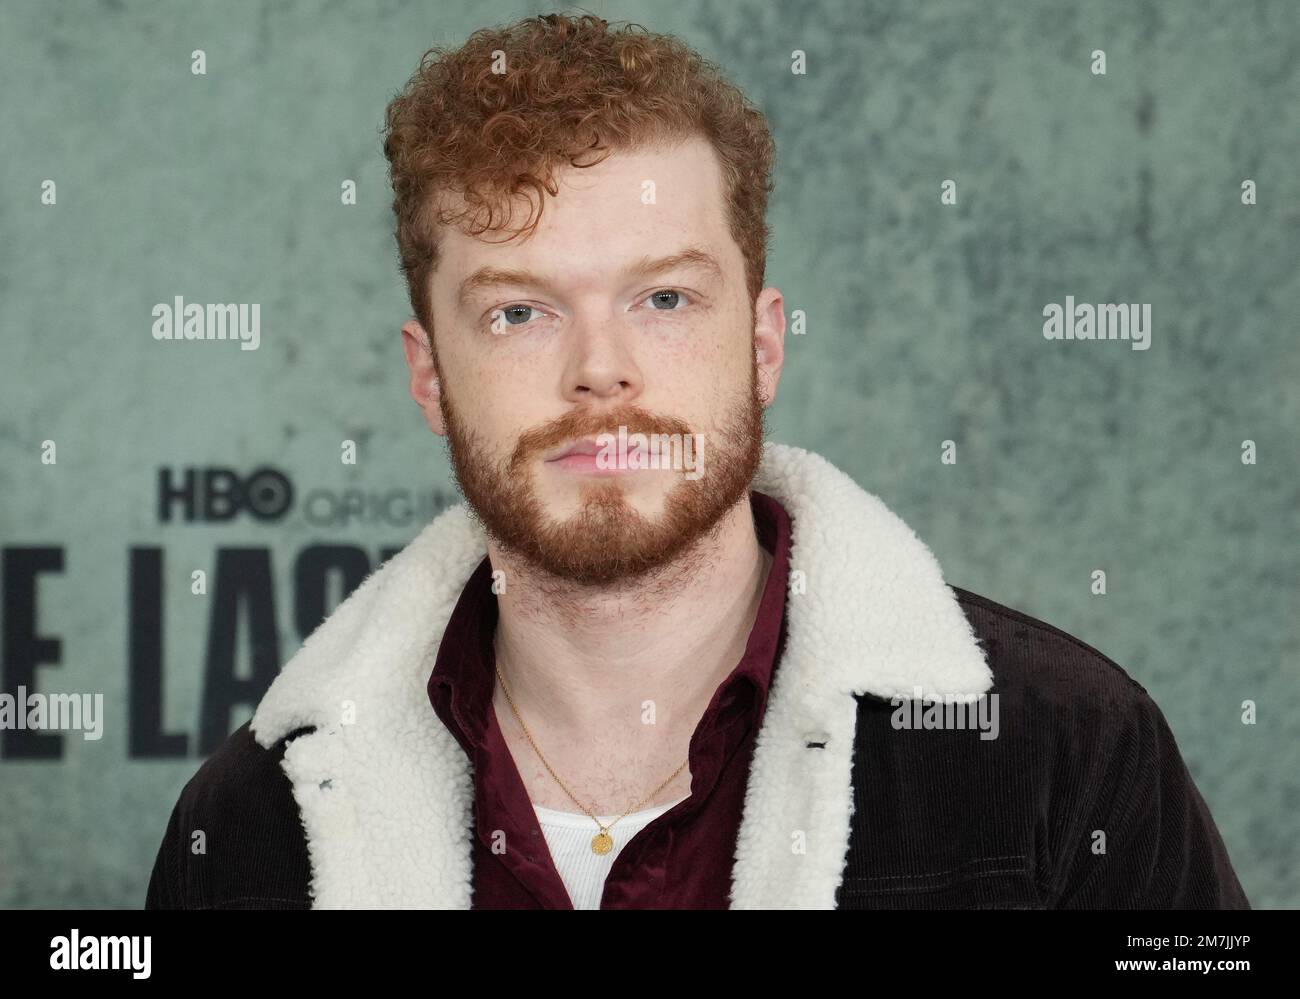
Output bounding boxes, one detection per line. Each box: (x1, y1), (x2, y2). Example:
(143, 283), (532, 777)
(546, 437), (606, 461)
(543, 434), (646, 476)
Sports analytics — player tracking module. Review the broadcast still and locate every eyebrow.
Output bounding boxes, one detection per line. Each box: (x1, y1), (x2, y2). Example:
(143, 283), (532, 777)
(455, 246), (724, 309)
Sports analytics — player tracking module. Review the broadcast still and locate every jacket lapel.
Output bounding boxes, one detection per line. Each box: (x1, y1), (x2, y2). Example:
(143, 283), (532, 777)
(250, 442), (992, 908)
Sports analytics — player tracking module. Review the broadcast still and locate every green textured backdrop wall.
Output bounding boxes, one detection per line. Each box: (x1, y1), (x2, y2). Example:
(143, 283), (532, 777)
(1, 0), (1295, 908)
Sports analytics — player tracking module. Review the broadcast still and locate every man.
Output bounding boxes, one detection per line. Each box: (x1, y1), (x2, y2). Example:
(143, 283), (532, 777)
(145, 13), (1248, 909)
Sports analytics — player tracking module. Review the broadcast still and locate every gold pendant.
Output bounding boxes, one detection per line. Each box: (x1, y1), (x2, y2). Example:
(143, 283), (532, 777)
(591, 831), (613, 855)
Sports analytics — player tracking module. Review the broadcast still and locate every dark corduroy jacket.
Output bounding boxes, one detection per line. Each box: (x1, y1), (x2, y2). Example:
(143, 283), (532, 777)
(145, 444), (1249, 909)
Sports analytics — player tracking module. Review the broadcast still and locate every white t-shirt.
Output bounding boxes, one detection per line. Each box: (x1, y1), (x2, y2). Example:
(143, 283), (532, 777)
(534, 795), (691, 909)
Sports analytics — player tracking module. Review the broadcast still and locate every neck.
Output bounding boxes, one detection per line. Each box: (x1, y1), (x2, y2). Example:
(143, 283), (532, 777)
(489, 493), (773, 749)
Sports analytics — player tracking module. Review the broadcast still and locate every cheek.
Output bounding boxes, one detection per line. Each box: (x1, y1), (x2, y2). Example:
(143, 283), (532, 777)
(657, 307), (750, 372)
(466, 371), (554, 451)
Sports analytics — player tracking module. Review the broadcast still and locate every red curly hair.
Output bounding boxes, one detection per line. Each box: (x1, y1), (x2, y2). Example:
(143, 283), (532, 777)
(381, 12), (776, 348)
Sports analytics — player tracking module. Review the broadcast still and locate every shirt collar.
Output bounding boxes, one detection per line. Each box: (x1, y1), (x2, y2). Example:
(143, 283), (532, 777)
(427, 490), (792, 753)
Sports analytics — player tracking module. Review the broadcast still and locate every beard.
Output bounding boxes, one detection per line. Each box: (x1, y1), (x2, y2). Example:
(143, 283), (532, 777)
(437, 359), (766, 587)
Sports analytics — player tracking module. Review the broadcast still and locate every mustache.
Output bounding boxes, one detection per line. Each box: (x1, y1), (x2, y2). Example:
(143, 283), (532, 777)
(511, 407), (693, 466)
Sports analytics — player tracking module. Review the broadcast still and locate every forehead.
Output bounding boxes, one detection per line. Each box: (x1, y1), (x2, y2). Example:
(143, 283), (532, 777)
(433, 134), (736, 292)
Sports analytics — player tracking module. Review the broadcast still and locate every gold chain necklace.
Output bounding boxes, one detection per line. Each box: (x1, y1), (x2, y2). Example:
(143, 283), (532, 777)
(494, 663), (690, 855)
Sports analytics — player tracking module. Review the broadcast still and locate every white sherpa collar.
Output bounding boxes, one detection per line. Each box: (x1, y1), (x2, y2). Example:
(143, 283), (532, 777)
(250, 441), (992, 908)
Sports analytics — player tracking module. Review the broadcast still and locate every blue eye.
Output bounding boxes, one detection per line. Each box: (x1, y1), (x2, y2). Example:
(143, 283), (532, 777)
(489, 291), (689, 332)
(647, 289), (686, 310)
(489, 305), (537, 331)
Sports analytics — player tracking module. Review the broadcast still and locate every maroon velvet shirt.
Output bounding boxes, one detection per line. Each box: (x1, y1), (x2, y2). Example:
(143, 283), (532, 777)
(425, 490), (792, 909)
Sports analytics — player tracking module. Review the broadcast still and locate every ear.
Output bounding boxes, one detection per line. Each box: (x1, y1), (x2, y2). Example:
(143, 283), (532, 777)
(401, 319), (446, 437)
(752, 287), (786, 407)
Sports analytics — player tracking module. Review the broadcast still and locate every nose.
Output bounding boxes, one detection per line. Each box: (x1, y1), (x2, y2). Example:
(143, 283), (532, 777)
(559, 316), (644, 406)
